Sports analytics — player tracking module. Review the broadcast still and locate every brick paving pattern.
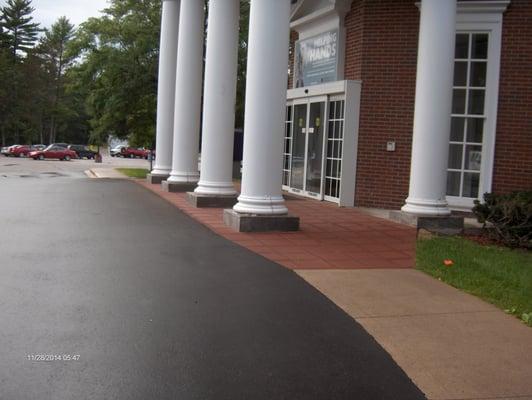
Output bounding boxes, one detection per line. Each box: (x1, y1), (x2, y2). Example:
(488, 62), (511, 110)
(139, 181), (416, 270)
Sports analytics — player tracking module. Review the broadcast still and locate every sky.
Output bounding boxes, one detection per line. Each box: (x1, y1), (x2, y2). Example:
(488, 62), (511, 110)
(26, 0), (110, 29)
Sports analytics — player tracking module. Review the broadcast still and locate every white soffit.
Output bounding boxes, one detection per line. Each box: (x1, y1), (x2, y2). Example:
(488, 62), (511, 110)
(290, 0), (353, 31)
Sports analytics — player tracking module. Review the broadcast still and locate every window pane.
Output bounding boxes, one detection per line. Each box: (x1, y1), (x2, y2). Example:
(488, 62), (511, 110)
(453, 62), (468, 86)
(330, 179), (338, 198)
(329, 102), (336, 119)
(452, 89), (467, 114)
(448, 144), (463, 169)
(470, 62), (487, 87)
(462, 172), (480, 198)
(447, 171), (461, 196)
(455, 34), (469, 59)
(472, 34), (488, 59)
(465, 145), (482, 171)
(338, 121), (344, 139)
(466, 118), (484, 143)
(335, 101), (344, 119)
(286, 106), (292, 121)
(468, 90), (485, 115)
(337, 141), (343, 159)
(328, 121), (334, 139)
(450, 117), (465, 142)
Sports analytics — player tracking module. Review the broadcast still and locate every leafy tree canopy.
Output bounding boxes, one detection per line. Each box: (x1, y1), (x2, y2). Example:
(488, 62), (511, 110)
(1, 0), (40, 58)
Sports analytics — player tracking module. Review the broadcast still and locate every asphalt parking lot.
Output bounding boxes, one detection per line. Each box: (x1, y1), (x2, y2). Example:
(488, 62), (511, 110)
(0, 152), (150, 178)
(0, 158), (426, 400)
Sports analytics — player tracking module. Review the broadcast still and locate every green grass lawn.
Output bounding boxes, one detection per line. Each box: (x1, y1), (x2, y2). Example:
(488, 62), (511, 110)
(115, 168), (149, 179)
(417, 236), (532, 326)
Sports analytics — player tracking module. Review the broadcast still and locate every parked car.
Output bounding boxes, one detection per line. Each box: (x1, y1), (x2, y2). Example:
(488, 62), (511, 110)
(2, 145), (21, 156)
(8, 145), (31, 157)
(68, 144), (97, 159)
(120, 147), (152, 159)
(29, 145), (77, 161)
(110, 145), (127, 157)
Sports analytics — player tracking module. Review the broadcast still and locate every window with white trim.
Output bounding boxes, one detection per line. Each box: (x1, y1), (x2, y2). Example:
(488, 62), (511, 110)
(325, 100), (344, 199)
(282, 105), (293, 187)
(447, 32), (489, 200)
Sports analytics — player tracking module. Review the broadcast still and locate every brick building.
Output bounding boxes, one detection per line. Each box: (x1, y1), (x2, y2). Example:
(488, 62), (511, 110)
(285, 0), (531, 212)
(151, 0), (530, 231)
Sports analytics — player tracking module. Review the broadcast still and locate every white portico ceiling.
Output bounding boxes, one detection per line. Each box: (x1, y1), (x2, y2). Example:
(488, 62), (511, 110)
(290, 0), (353, 28)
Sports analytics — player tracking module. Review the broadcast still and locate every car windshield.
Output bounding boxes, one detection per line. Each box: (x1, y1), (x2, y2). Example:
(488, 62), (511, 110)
(44, 145), (54, 151)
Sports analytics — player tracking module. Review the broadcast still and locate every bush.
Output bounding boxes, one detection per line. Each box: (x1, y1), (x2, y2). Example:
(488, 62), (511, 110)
(473, 191), (532, 249)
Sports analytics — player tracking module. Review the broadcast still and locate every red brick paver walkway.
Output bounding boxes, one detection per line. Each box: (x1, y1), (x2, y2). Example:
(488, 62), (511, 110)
(138, 181), (416, 270)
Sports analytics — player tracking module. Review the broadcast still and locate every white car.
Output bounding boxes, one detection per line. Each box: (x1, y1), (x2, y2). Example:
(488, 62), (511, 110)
(110, 145), (127, 157)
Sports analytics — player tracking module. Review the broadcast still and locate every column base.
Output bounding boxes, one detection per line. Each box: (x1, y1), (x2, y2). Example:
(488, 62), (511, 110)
(187, 192), (238, 208)
(389, 211), (464, 235)
(146, 173), (169, 184)
(161, 180), (197, 193)
(223, 209), (299, 232)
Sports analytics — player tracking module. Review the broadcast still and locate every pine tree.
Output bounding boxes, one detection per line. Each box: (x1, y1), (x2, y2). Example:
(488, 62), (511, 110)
(1, 0), (40, 59)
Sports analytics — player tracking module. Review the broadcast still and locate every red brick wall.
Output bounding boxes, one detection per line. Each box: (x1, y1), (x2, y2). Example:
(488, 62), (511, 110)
(288, 0), (531, 209)
(346, 0), (419, 209)
(492, 0), (532, 193)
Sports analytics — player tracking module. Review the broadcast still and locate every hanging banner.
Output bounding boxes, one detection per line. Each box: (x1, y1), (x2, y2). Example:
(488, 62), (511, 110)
(294, 29), (339, 88)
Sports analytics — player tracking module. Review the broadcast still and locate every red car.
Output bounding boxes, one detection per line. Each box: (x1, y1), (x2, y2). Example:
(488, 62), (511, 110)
(8, 145), (31, 157)
(29, 145), (77, 161)
(120, 147), (152, 159)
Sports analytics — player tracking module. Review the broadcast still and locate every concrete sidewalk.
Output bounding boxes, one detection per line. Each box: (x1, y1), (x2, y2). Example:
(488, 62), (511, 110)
(298, 269), (532, 400)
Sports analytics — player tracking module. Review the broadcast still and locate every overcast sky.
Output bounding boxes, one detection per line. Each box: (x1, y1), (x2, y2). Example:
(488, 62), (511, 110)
(27, 0), (110, 29)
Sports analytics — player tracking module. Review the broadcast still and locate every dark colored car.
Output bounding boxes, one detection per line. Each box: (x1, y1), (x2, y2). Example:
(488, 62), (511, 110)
(68, 145), (97, 159)
(29, 145), (77, 161)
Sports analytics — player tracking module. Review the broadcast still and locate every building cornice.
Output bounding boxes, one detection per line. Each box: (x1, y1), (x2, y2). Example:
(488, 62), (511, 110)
(415, 1), (511, 14)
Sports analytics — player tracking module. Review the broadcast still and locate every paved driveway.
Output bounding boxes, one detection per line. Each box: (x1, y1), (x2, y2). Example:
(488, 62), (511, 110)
(0, 169), (425, 399)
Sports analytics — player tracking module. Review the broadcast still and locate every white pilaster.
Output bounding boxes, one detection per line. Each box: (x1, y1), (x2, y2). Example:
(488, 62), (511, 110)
(233, 0), (291, 215)
(150, 0), (180, 178)
(402, 0), (457, 216)
(167, 0), (204, 184)
(194, 0), (240, 196)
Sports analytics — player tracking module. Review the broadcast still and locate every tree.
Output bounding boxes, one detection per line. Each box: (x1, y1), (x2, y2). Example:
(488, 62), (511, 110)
(0, 0), (40, 144)
(38, 16), (76, 144)
(69, 0), (161, 147)
(1, 0), (40, 58)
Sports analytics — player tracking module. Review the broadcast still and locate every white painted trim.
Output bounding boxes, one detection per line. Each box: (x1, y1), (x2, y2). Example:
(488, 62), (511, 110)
(285, 80), (361, 207)
(415, 1), (510, 14)
(446, 13), (504, 210)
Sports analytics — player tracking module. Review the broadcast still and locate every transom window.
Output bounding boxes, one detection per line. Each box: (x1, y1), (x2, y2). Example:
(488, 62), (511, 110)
(447, 32), (488, 199)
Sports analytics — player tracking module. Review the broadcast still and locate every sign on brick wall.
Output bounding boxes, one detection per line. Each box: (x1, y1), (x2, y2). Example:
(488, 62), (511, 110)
(294, 29), (339, 88)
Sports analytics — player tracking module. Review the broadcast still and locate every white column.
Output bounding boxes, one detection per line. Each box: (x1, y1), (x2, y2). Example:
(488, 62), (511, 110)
(167, 0), (204, 184)
(233, 0), (291, 215)
(194, 0), (240, 196)
(402, 0), (456, 216)
(150, 0), (180, 178)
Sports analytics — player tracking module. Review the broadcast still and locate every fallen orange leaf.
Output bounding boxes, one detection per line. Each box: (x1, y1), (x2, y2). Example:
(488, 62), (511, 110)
(443, 259), (454, 267)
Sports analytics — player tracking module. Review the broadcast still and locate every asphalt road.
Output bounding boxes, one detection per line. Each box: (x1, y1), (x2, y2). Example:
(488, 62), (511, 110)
(0, 162), (426, 400)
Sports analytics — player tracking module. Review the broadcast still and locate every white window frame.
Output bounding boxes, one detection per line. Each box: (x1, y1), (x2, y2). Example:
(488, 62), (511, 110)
(446, 1), (507, 211)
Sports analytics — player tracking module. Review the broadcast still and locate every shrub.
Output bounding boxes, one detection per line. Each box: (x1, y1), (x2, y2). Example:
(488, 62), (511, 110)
(473, 191), (532, 249)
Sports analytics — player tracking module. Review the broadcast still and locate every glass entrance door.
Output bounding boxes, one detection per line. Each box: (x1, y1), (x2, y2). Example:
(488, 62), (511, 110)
(290, 104), (307, 191)
(305, 102), (325, 196)
(288, 99), (326, 199)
